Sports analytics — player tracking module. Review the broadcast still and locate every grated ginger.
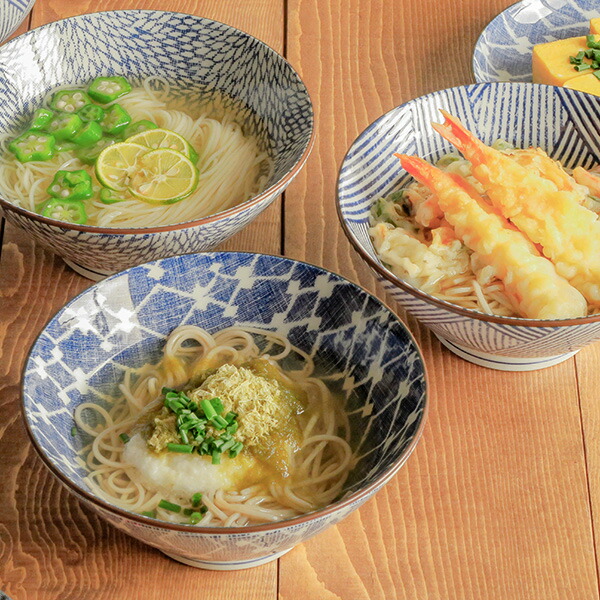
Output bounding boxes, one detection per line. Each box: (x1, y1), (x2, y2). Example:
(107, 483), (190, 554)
(188, 362), (290, 447)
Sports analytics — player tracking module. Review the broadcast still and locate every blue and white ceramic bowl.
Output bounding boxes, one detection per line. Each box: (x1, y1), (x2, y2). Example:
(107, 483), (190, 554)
(473, 0), (597, 83)
(0, 11), (313, 280)
(22, 252), (427, 570)
(0, 0), (35, 44)
(337, 82), (600, 371)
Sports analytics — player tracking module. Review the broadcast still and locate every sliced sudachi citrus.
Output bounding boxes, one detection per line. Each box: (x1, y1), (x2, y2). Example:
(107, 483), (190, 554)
(95, 142), (149, 191)
(126, 128), (198, 163)
(128, 148), (199, 205)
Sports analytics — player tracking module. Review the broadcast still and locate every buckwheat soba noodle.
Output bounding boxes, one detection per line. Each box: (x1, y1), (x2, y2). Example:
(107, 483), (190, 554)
(0, 76), (272, 228)
(74, 326), (354, 527)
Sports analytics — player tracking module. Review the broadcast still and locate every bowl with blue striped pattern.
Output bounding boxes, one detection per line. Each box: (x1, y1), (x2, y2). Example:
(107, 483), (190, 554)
(336, 82), (600, 371)
(0, 0), (35, 45)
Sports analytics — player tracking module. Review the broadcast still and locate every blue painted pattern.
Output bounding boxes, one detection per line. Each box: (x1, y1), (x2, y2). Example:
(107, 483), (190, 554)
(0, 0), (34, 44)
(337, 82), (600, 369)
(23, 252), (427, 565)
(0, 11), (313, 278)
(473, 0), (597, 83)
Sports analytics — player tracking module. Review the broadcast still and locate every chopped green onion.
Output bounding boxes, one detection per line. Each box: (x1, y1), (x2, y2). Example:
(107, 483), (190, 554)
(225, 411), (238, 424)
(211, 450), (221, 465)
(576, 50), (586, 61)
(594, 70), (600, 81)
(200, 505), (208, 515)
(141, 510), (156, 518)
(211, 415), (228, 429)
(200, 398), (217, 420)
(191, 493), (203, 507)
(183, 508), (194, 516)
(119, 433), (130, 443)
(575, 63), (591, 72)
(166, 443), (194, 453)
(220, 439), (236, 452)
(158, 499), (181, 513)
(229, 442), (244, 458)
(71, 426), (78, 437)
(210, 397), (224, 414)
(189, 512), (203, 524)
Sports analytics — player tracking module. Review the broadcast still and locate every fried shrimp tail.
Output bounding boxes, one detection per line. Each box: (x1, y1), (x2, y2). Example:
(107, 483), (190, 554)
(397, 153), (587, 319)
(431, 110), (600, 307)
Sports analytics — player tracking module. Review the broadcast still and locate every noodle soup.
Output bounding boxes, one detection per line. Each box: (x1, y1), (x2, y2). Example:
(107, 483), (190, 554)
(0, 76), (273, 228)
(75, 326), (354, 527)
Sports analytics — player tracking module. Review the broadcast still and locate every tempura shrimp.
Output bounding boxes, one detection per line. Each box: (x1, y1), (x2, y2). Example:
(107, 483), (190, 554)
(432, 110), (600, 307)
(398, 154), (587, 320)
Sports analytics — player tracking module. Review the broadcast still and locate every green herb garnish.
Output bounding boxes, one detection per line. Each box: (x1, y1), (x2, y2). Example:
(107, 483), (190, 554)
(159, 387), (244, 462)
(158, 499), (181, 513)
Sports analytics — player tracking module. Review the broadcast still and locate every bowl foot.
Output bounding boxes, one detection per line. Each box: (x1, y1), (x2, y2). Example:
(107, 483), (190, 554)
(435, 335), (579, 371)
(161, 547), (293, 570)
(63, 258), (113, 281)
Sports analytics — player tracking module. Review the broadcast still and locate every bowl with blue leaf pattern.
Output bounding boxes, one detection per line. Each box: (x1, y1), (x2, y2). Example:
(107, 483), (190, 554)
(0, 10), (314, 280)
(22, 251), (427, 570)
(337, 81), (600, 371)
(0, 0), (35, 45)
(473, 0), (597, 83)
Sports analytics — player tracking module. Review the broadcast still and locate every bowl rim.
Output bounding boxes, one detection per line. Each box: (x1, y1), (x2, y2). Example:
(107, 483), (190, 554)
(0, 9), (315, 234)
(336, 80), (600, 328)
(471, 0), (523, 83)
(20, 250), (429, 534)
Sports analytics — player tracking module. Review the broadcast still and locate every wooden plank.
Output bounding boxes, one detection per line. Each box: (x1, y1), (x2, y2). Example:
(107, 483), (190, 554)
(0, 1), (283, 598)
(282, 0), (600, 598)
(576, 344), (600, 586)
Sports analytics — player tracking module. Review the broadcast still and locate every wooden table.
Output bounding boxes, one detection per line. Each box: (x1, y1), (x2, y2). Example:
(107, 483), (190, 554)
(2, 1), (599, 598)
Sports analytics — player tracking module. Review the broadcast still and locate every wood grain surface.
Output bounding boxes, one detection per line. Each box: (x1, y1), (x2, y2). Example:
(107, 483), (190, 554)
(2, 1), (600, 599)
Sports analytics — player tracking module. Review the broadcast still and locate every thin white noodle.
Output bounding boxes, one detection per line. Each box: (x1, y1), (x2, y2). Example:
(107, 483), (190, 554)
(0, 79), (273, 228)
(74, 326), (353, 527)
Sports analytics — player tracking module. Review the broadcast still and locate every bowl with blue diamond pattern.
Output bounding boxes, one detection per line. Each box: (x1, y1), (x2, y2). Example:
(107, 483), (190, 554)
(473, 0), (597, 82)
(337, 81), (600, 371)
(22, 251), (427, 570)
(0, 10), (313, 280)
(0, 0), (35, 45)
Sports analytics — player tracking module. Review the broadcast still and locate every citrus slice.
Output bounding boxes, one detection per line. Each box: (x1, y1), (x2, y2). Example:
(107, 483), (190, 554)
(128, 148), (199, 204)
(95, 142), (149, 191)
(126, 128), (198, 163)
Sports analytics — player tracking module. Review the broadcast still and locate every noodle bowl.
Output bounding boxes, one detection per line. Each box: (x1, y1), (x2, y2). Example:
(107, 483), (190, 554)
(0, 77), (273, 228)
(75, 325), (354, 527)
(0, 11), (314, 279)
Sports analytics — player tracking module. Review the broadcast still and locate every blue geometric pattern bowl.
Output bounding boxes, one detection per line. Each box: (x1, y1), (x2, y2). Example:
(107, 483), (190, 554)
(0, 11), (314, 280)
(0, 0), (35, 44)
(337, 82), (600, 371)
(473, 0), (597, 82)
(22, 252), (427, 570)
